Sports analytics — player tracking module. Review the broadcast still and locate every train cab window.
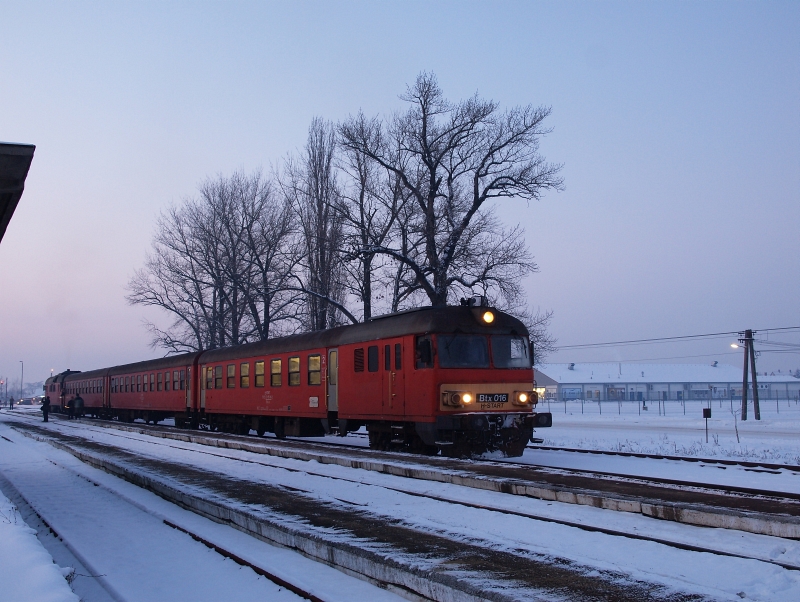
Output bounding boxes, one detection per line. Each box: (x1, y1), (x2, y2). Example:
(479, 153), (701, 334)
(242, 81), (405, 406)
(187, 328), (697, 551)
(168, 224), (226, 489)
(256, 360), (267, 387)
(308, 355), (321, 385)
(173, 371), (179, 390)
(384, 345), (391, 371)
(368, 346), (379, 372)
(180, 370), (185, 390)
(288, 357), (300, 386)
(240, 363), (250, 388)
(157, 372), (163, 391)
(205, 367), (213, 390)
(437, 335), (489, 368)
(491, 335), (531, 368)
(125, 376), (130, 392)
(214, 366), (223, 389)
(395, 343), (402, 370)
(353, 348), (364, 372)
(227, 364), (235, 388)
(150, 373), (155, 391)
(415, 336), (434, 369)
(165, 372), (171, 391)
(268, 360), (282, 387)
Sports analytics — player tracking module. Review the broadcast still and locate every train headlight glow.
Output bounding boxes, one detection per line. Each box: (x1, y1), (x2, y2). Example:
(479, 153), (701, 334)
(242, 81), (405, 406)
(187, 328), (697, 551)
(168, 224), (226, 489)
(482, 311), (495, 324)
(518, 392), (528, 402)
(443, 391), (474, 407)
(513, 390), (534, 406)
(462, 393), (473, 404)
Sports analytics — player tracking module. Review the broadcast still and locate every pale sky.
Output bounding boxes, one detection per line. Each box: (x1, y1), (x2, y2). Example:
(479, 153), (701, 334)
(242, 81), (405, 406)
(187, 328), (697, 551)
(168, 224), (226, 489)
(1, 1), (798, 388)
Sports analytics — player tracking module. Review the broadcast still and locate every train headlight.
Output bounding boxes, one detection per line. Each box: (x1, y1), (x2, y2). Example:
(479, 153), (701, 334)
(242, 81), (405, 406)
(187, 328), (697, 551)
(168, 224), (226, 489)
(443, 391), (474, 407)
(482, 311), (495, 324)
(513, 390), (534, 406)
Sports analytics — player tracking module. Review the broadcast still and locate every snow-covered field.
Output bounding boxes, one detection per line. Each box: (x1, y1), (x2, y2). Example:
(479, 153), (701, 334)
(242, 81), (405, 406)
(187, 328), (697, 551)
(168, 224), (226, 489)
(537, 398), (800, 465)
(4, 410), (800, 601)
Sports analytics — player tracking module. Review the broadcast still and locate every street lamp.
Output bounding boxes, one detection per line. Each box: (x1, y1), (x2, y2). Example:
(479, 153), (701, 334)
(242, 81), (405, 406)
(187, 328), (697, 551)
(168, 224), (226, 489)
(20, 360), (24, 402)
(730, 343), (739, 349)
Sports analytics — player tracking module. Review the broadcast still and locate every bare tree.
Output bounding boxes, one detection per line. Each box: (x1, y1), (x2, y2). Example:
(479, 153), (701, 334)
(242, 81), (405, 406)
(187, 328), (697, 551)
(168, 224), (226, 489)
(281, 118), (356, 330)
(340, 72), (563, 308)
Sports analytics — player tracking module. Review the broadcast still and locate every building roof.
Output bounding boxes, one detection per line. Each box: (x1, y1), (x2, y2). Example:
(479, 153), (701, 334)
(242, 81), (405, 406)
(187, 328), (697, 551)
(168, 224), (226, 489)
(0, 142), (36, 244)
(537, 363), (799, 385)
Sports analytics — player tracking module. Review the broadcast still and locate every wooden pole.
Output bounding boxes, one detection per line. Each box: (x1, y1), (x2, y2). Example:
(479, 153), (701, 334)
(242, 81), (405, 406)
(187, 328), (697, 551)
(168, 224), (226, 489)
(741, 332), (749, 421)
(749, 334), (761, 420)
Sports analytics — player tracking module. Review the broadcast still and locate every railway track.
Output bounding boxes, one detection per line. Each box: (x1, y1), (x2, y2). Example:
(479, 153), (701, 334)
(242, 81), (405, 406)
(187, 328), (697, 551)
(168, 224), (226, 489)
(9, 413), (800, 541)
(8, 413), (800, 600)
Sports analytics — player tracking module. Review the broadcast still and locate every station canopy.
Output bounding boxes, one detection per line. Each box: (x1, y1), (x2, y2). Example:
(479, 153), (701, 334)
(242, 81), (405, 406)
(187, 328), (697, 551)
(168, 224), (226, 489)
(0, 142), (36, 244)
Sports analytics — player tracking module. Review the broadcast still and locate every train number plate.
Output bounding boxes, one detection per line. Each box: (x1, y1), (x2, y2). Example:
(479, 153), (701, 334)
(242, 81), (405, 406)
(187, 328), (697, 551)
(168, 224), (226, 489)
(478, 393), (508, 403)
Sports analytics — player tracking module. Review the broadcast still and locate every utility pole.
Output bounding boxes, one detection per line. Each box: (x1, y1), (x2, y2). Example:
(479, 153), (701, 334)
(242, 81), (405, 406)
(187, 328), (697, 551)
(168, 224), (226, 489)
(20, 361), (24, 402)
(738, 330), (761, 421)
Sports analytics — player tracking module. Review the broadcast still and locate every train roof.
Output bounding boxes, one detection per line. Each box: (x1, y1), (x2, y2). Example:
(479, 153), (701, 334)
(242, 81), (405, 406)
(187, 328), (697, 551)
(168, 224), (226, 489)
(55, 306), (528, 376)
(200, 305), (529, 363)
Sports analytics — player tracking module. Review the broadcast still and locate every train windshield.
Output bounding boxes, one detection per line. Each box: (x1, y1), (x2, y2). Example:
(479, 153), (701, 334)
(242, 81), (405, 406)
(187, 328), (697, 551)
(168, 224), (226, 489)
(491, 335), (531, 368)
(437, 335), (490, 368)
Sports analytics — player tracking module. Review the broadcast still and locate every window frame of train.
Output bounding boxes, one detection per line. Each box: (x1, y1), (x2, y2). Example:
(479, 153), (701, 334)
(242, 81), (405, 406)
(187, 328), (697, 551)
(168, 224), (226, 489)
(214, 366), (223, 389)
(125, 376), (130, 392)
(255, 360), (266, 387)
(227, 364), (235, 388)
(143, 375), (148, 392)
(240, 363), (250, 388)
(173, 371), (180, 391)
(395, 343), (402, 370)
(150, 373), (155, 392)
(165, 371), (171, 391)
(268, 359), (279, 387)
(367, 346), (379, 372)
(415, 336), (434, 369)
(205, 367), (213, 390)
(308, 354), (321, 385)
(157, 372), (163, 391)
(288, 356), (300, 386)
(180, 370), (185, 390)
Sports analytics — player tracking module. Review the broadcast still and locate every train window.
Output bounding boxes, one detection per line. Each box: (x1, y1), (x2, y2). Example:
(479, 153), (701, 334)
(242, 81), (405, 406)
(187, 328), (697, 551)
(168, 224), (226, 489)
(150, 373), (155, 391)
(143, 376), (148, 392)
(415, 336), (434, 369)
(125, 376), (130, 392)
(288, 357), (300, 386)
(137, 375), (142, 392)
(308, 355), (321, 385)
(173, 371), (179, 390)
(157, 372), (163, 391)
(437, 335), (489, 368)
(256, 360), (267, 387)
(395, 343), (402, 370)
(227, 364), (235, 388)
(100, 381), (103, 394)
(353, 348), (364, 372)
(368, 346), (379, 372)
(165, 371), (171, 391)
(384, 345), (391, 371)
(491, 335), (531, 369)
(180, 370), (185, 390)
(205, 367), (213, 390)
(214, 366), (223, 389)
(269, 358), (281, 386)
(240, 363), (250, 388)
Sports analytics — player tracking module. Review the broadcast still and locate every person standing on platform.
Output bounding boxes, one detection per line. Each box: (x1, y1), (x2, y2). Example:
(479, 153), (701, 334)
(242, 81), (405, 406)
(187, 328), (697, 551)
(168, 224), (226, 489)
(8, 396), (13, 410)
(42, 396), (51, 422)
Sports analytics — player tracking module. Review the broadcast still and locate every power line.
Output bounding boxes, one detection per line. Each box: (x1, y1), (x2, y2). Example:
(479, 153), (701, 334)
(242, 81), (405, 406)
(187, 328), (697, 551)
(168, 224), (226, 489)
(556, 326), (800, 351)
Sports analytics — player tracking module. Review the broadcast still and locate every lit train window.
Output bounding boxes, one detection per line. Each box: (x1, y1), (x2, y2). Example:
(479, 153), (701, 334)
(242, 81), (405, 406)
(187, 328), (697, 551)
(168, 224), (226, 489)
(257, 360), (267, 387)
(367, 346), (378, 372)
(308, 355), (321, 385)
(240, 363), (250, 388)
(227, 364), (235, 388)
(395, 344), (402, 370)
(214, 366), (223, 389)
(158, 372), (163, 391)
(288, 357), (300, 386)
(266, 360), (281, 387)
(384, 345), (391, 371)
(353, 348), (364, 372)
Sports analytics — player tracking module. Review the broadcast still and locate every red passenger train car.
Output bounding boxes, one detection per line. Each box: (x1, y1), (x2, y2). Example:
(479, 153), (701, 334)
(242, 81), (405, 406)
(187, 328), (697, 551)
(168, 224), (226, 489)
(43, 305), (551, 457)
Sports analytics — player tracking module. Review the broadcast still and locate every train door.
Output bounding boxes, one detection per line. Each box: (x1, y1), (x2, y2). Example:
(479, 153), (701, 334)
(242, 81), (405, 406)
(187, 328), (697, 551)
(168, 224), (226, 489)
(382, 339), (405, 417)
(200, 364), (207, 410)
(327, 349), (338, 411)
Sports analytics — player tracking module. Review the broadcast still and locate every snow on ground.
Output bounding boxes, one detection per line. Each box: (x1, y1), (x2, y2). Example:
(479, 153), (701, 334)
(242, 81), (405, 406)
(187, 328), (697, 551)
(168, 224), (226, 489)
(0, 414), (404, 602)
(536, 398), (800, 465)
(7, 413), (800, 601)
(0, 489), (78, 602)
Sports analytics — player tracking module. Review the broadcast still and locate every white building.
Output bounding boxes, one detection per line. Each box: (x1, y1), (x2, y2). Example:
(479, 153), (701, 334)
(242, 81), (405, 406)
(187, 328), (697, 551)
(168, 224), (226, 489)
(536, 362), (800, 402)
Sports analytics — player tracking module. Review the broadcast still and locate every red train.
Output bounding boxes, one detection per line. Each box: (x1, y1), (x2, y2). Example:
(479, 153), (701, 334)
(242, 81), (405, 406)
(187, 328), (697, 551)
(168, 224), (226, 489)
(44, 305), (551, 457)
